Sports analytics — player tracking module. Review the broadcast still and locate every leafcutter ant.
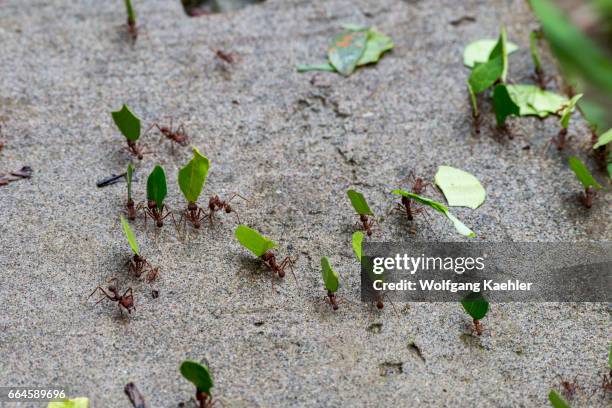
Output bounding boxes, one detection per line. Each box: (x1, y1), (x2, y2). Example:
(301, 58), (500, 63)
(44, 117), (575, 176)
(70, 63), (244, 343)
(124, 140), (148, 160)
(261, 251), (296, 281)
(550, 128), (570, 151)
(89, 279), (135, 315)
(178, 202), (208, 231)
(559, 375), (579, 400)
(392, 173), (431, 222)
(472, 319), (484, 336)
(358, 214), (374, 236)
(215, 50), (237, 64)
(0, 166), (33, 186)
(583, 186), (596, 209)
(325, 290), (339, 310)
(127, 254), (151, 278)
(141, 200), (174, 228)
(601, 371), (612, 393)
(148, 119), (189, 151)
(145, 266), (160, 283)
(207, 194), (247, 225)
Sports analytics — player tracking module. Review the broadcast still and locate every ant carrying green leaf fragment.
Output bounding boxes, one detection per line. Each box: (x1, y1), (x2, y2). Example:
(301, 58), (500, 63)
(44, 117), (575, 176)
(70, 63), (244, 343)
(548, 389), (572, 408)
(529, 30), (546, 88)
(144, 165), (173, 228)
(125, 163), (136, 220)
(568, 157), (602, 208)
(391, 190), (476, 237)
(347, 189), (375, 236)
(504, 84), (569, 118)
(235, 225), (296, 284)
(552, 94), (583, 150)
(120, 215), (159, 282)
(112, 104), (147, 160)
(321, 256), (340, 311)
(47, 398), (89, 408)
(297, 26), (393, 76)
(177, 147), (210, 231)
(461, 291), (489, 335)
(492, 84), (520, 130)
(463, 37), (518, 69)
(180, 360), (219, 408)
(124, 0), (137, 41)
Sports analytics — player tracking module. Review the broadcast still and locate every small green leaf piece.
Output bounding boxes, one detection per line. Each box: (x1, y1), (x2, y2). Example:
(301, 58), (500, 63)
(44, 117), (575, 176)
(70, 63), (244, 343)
(529, 31), (542, 73)
(467, 56), (504, 94)
(391, 190), (476, 237)
(548, 390), (572, 408)
(593, 128), (612, 149)
(568, 157), (602, 189)
(235, 225), (277, 257)
(120, 215), (139, 256)
(124, 0), (136, 25)
(461, 291), (489, 320)
(296, 63), (336, 73)
(180, 360), (214, 395)
(559, 94), (583, 129)
(357, 30), (394, 66)
(489, 26), (510, 82)
(435, 166), (486, 209)
(111, 104), (141, 142)
(463, 39), (518, 68)
(467, 81), (479, 117)
(146, 165), (168, 209)
(178, 147), (210, 203)
(321, 256), (340, 293)
(328, 31), (367, 76)
(47, 398), (89, 408)
(126, 163), (134, 201)
(505, 84), (568, 117)
(493, 84), (520, 127)
(347, 189), (374, 216)
(352, 231), (364, 261)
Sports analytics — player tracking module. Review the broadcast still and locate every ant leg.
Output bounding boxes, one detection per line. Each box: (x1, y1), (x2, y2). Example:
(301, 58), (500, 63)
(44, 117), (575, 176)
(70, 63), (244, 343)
(227, 193), (249, 203)
(280, 257), (299, 287)
(88, 286), (109, 300)
(382, 292), (400, 317)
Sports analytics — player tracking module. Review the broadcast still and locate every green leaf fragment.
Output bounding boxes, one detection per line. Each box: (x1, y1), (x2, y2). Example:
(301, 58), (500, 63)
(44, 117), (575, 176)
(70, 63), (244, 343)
(548, 390), (572, 408)
(111, 104), (141, 142)
(235, 225), (277, 258)
(461, 291), (489, 320)
(124, 0), (136, 25)
(434, 166), (486, 209)
(559, 94), (583, 129)
(568, 157), (602, 189)
(593, 128), (612, 149)
(467, 81), (479, 117)
(321, 256), (340, 292)
(463, 38), (518, 68)
(467, 56), (504, 94)
(328, 30), (367, 76)
(352, 231), (364, 261)
(178, 147), (210, 203)
(529, 31), (542, 73)
(357, 30), (394, 66)
(146, 165), (167, 209)
(296, 63), (336, 73)
(347, 189), (374, 216)
(493, 84), (520, 127)
(391, 190), (476, 237)
(126, 163), (134, 201)
(47, 398), (89, 408)
(120, 215), (139, 256)
(180, 360), (214, 395)
(489, 26), (510, 82)
(505, 84), (569, 117)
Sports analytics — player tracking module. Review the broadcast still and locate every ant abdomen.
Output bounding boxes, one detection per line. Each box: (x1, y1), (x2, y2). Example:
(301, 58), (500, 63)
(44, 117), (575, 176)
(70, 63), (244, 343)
(376, 300), (384, 309)
(224, 205), (232, 213)
(156, 220), (164, 228)
(278, 270), (285, 278)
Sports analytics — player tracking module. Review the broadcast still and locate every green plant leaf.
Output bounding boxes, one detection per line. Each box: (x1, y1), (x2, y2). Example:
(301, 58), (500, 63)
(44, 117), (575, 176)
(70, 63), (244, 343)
(463, 38), (518, 68)
(391, 190), (476, 237)
(146, 165), (167, 209)
(505, 84), (569, 117)
(178, 147), (210, 203)
(593, 128), (612, 149)
(467, 81), (479, 117)
(47, 398), (89, 408)
(347, 189), (374, 216)
(111, 104), (141, 142)
(235, 225), (277, 257)
(126, 163), (134, 201)
(568, 157), (602, 189)
(357, 30), (393, 66)
(124, 0), (136, 25)
(328, 31), (367, 76)
(296, 63), (336, 73)
(467, 56), (504, 94)
(434, 166), (486, 209)
(352, 231), (364, 261)
(120, 215), (139, 256)
(559, 94), (583, 129)
(489, 26), (510, 82)
(548, 390), (571, 408)
(180, 360), (214, 395)
(321, 256), (340, 292)
(493, 84), (520, 127)
(529, 30), (542, 73)
(461, 291), (489, 320)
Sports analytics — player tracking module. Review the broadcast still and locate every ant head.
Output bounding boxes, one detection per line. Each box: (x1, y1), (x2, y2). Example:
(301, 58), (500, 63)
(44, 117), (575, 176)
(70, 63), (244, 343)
(137, 154), (143, 160)
(147, 200), (156, 209)
(224, 204), (232, 213)
(187, 202), (197, 211)
(156, 220), (164, 228)
(332, 303), (339, 311)
(376, 300), (384, 309)
(108, 284), (117, 292)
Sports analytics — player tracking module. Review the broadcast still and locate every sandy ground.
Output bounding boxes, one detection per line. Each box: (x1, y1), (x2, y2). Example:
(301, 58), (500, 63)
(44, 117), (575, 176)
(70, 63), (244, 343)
(0, 0), (610, 407)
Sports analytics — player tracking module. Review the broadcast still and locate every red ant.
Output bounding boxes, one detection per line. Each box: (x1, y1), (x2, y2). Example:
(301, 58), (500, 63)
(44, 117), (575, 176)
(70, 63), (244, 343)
(357, 214), (374, 236)
(583, 186), (596, 209)
(126, 198), (137, 221)
(326, 290), (339, 311)
(551, 128), (569, 151)
(89, 279), (135, 315)
(145, 266), (160, 283)
(601, 371), (612, 393)
(127, 254), (151, 278)
(215, 50), (237, 64)
(194, 390), (222, 408)
(127, 20), (137, 41)
(261, 250), (296, 280)
(559, 375), (579, 400)
(177, 202), (208, 232)
(393, 172), (431, 221)
(148, 119), (188, 151)
(141, 200), (174, 228)
(472, 318), (484, 336)
(123, 140), (150, 160)
(207, 194), (247, 225)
